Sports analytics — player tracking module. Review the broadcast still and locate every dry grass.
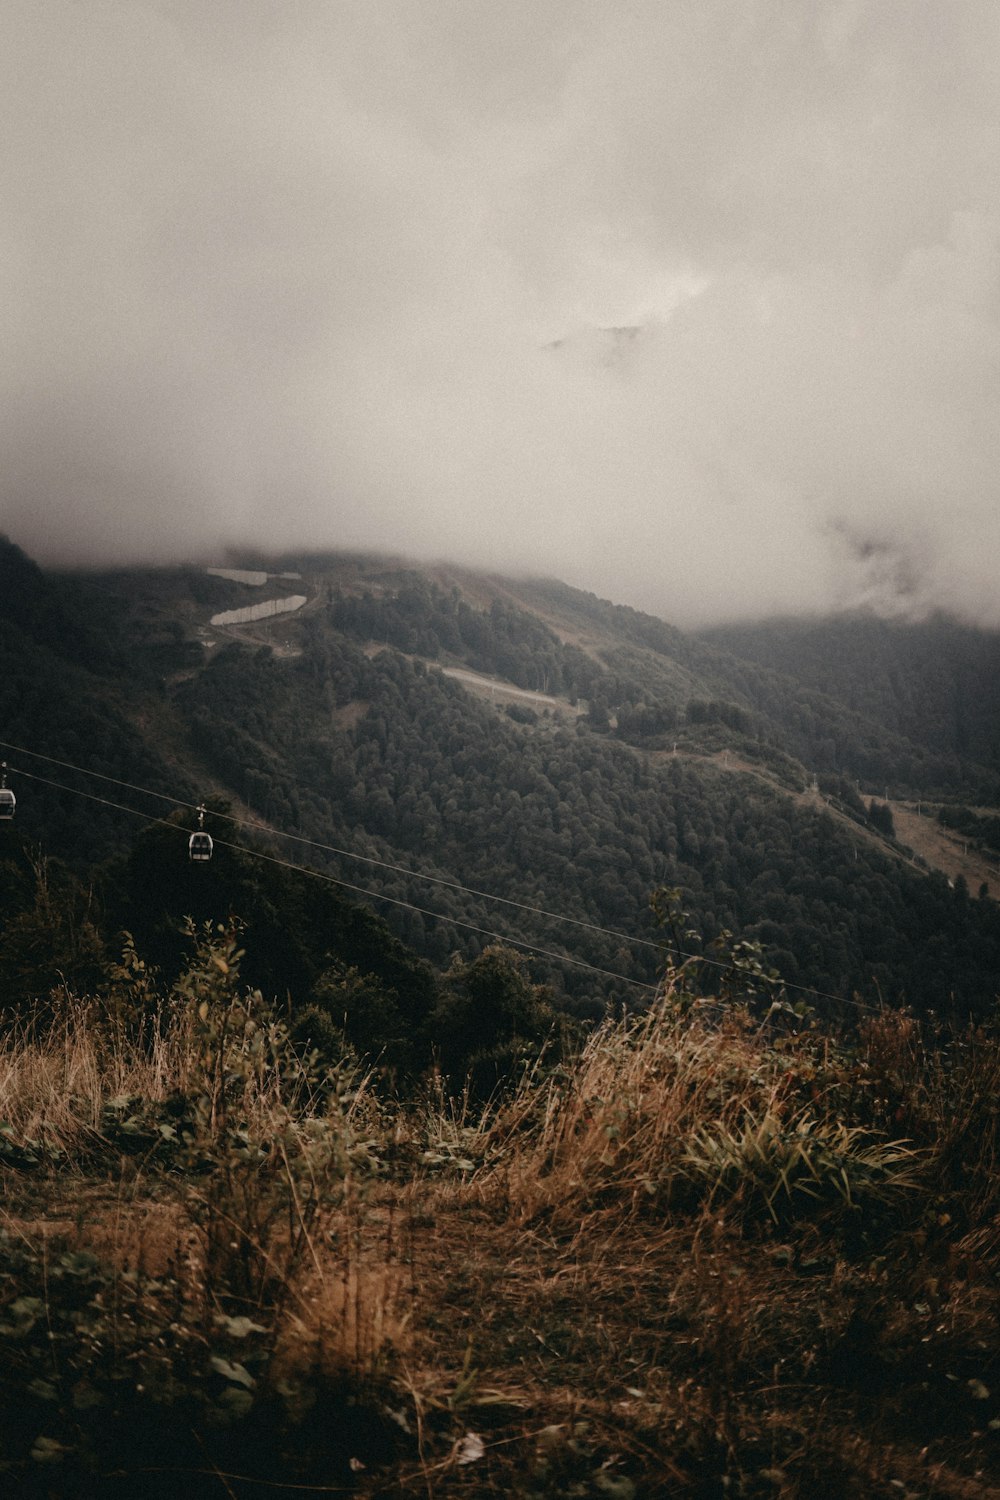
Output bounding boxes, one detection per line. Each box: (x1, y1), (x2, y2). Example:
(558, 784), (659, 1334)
(474, 988), (923, 1236)
(3, 969), (1000, 1496)
(0, 994), (173, 1150)
(476, 990), (779, 1223)
(272, 1237), (413, 1395)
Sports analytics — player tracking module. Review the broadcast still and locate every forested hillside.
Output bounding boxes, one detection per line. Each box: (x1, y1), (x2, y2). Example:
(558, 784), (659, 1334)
(3, 537), (1000, 1023)
(703, 613), (1000, 774)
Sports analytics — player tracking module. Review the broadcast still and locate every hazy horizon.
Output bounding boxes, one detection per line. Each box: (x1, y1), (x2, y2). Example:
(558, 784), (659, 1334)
(2, 2), (999, 629)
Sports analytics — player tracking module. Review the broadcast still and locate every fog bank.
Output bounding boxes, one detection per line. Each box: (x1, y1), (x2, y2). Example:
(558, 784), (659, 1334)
(2, 1), (998, 626)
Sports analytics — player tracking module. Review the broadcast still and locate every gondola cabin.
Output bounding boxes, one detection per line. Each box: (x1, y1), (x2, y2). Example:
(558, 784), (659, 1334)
(188, 801), (212, 861)
(188, 830), (213, 862)
(0, 764), (13, 820)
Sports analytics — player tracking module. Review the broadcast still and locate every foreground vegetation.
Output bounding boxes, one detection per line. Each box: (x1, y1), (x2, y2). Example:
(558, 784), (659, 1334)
(2, 928), (999, 1496)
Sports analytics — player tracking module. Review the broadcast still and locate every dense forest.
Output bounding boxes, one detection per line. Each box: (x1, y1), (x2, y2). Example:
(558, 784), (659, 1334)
(3, 537), (1000, 1034)
(703, 612), (1000, 775)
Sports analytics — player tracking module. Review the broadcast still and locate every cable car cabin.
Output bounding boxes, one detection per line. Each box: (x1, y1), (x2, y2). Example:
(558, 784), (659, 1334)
(0, 788), (14, 820)
(188, 831), (213, 862)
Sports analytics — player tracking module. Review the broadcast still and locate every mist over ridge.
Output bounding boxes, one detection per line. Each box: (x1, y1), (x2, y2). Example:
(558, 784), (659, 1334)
(2, 2), (999, 629)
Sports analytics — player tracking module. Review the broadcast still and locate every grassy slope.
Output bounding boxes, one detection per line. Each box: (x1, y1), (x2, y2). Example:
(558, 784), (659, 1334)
(2, 935), (1000, 1497)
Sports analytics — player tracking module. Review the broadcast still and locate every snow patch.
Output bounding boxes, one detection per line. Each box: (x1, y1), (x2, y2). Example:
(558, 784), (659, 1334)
(210, 595), (307, 626)
(207, 568), (269, 586)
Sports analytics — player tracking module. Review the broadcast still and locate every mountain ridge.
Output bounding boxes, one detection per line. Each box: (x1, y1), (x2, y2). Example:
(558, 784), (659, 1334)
(3, 537), (1000, 1019)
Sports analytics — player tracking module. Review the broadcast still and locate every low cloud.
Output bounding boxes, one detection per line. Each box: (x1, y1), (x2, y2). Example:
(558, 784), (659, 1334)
(2, 1), (998, 626)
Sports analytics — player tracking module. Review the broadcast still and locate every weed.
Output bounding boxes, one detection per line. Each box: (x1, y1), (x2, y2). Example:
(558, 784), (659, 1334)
(680, 1106), (921, 1227)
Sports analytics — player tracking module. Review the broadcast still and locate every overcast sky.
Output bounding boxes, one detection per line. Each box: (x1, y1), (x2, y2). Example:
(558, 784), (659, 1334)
(2, 1), (998, 626)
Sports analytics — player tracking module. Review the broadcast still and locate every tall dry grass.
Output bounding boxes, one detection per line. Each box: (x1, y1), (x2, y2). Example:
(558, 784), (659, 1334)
(473, 990), (938, 1234)
(0, 926), (410, 1391)
(0, 992), (177, 1154)
(477, 992), (776, 1222)
(4, 948), (1000, 1493)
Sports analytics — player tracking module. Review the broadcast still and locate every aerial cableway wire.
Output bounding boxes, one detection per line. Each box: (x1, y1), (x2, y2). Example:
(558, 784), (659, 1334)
(0, 738), (668, 953)
(7, 764), (660, 994)
(1, 741), (881, 1015)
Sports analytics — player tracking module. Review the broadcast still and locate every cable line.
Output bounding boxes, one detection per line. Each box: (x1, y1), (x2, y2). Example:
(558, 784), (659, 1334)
(7, 765), (659, 994)
(5, 755), (881, 1016)
(0, 739), (198, 812)
(0, 737), (665, 953)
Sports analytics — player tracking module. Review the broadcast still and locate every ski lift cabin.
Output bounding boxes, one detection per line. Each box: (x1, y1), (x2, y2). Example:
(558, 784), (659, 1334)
(188, 802), (213, 862)
(189, 830), (213, 861)
(0, 764), (14, 820)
